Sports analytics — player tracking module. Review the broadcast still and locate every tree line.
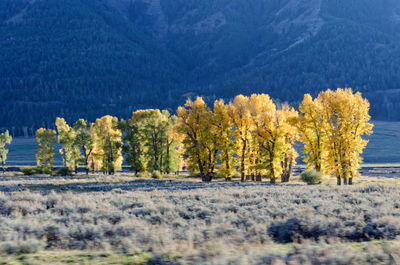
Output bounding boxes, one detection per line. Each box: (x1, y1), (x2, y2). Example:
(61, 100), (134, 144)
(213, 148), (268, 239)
(32, 110), (181, 176)
(0, 88), (373, 185)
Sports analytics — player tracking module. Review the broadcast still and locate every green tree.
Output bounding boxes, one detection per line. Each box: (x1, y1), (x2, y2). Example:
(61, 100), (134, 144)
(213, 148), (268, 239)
(55, 117), (80, 172)
(161, 113), (181, 174)
(0, 130), (12, 173)
(129, 109), (171, 173)
(35, 128), (57, 170)
(73, 119), (94, 175)
(119, 119), (146, 175)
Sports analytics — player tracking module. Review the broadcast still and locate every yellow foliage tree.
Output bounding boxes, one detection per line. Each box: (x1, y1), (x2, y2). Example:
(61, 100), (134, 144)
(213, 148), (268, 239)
(297, 94), (326, 173)
(176, 97), (218, 182)
(213, 99), (236, 180)
(250, 94), (299, 183)
(317, 88), (373, 185)
(92, 115), (123, 175)
(228, 95), (253, 182)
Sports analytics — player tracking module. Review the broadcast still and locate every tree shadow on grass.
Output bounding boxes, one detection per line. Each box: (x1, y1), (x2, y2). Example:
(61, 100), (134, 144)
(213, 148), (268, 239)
(3, 178), (297, 193)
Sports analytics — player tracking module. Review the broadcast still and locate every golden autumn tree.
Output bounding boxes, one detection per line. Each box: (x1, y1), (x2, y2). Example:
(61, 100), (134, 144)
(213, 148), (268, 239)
(228, 95), (253, 182)
(92, 115), (123, 175)
(213, 99), (236, 180)
(176, 97), (218, 182)
(249, 94), (276, 182)
(296, 94), (326, 173)
(250, 94), (299, 183)
(318, 88), (373, 185)
(279, 104), (299, 183)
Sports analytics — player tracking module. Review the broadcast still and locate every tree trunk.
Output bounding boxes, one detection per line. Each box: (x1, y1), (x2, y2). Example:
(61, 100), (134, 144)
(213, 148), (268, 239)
(256, 174), (262, 182)
(343, 177), (348, 185)
(62, 149), (67, 167)
(166, 140), (171, 174)
(159, 137), (163, 173)
(108, 134), (114, 175)
(270, 178), (276, 184)
(225, 150), (230, 180)
(1, 159), (5, 174)
(203, 173), (212, 182)
(286, 157), (293, 183)
(349, 177), (353, 185)
(281, 174), (286, 183)
(240, 139), (246, 182)
(337, 177), (341, 186)
(316, 163), (321, 173)
(85, 157), (89, 175)
(251, 175), (255, 181)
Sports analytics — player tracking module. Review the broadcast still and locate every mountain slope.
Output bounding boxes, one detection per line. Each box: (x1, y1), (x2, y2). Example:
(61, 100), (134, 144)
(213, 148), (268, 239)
(1, 0), (400, 135)
(0, 0), (182, 135)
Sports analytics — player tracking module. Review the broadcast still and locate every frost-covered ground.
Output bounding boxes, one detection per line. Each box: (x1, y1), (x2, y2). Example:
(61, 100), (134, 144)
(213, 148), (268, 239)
(1, 174), (400, 264)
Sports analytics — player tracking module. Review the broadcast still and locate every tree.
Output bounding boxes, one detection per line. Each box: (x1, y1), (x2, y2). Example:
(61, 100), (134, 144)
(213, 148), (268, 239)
(93, 115), (123, 175)
(55, 117), (80, 172)
(249, 94), (299, 183)
(278, 104), (299, 183)
(297, 94), (326, 173)
(161, 113), (181, 174)
(213, 99), (236, 180)
(129, 109), (166, 172)
(228, 95), (253, 182)
(0, 130), (12, 173)
(35, 128), (57, 170)
(177, 97), (218, 182)
(318, 88), (373, 185)
(119, 119), (146, 175)
(73, 119), (94, 175)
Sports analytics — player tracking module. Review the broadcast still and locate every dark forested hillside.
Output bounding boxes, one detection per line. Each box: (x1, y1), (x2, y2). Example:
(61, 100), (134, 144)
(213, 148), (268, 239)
(1, 0), (400, 135)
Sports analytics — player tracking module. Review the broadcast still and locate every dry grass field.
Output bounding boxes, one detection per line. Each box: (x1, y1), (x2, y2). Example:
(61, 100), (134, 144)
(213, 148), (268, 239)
(1, 173), (400, 264)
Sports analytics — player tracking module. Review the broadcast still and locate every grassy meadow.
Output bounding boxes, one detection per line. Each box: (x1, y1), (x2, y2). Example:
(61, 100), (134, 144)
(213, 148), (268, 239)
(0, 173), (400, 264)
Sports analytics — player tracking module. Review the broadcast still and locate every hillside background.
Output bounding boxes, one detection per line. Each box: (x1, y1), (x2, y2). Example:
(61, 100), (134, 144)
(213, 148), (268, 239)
(1, 0), (400, 136)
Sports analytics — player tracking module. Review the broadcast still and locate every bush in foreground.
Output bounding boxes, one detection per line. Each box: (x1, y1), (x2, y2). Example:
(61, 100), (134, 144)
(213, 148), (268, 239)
(151, 170), (162, 179)
(300, 169), (323, 185)
(54, 167), (73, 176)
(22, 166), (52, 175)
(137, 172), (150, 178)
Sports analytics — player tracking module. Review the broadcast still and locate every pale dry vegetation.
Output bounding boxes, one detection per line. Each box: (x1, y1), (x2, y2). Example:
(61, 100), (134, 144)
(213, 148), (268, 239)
(1, 174), (400, 264)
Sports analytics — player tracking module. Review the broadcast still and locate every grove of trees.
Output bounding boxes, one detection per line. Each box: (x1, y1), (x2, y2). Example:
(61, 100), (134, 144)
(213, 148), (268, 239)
(25, 88), (373, 185)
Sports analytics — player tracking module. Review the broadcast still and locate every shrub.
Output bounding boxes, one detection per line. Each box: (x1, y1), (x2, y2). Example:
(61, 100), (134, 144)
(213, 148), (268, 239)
(55, 167), (73, 176)
(22, 166), (52, 175)
(22, 167), (39, 176)
(39, 165), (53, 175)
(137, 172), (150, 178)
(151, 170), (162, 179)
(300, 169), (322, 185)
